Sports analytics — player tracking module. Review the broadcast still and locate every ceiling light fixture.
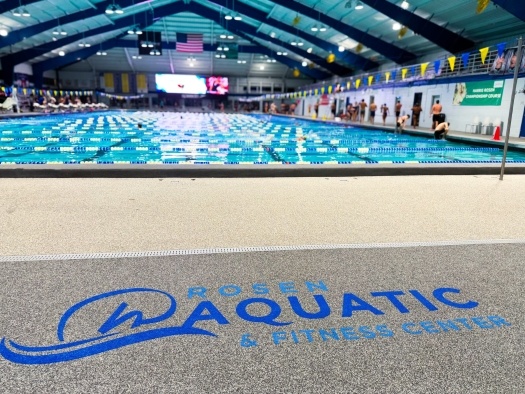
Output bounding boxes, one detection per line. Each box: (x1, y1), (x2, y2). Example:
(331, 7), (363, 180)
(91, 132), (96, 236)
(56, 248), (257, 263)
(58, 51), (65, 56)
(105, 3), (123, 15)
(0, 29), (9, 37)
(319, 25), (327, 32)
(227, 35), (234, 39)
(355, 1), (364, 10)
(224, 14), (233, 20)
(392, 22), (401, 30)
(220, 34), (226, 39)
(311, 25), (319, 32)
(401, 1), (409, 9)
(233, 13), (242, 21)
(307, 47), (313, 53)
(338, 45), (345, 52)
(302, 61), (307, 67)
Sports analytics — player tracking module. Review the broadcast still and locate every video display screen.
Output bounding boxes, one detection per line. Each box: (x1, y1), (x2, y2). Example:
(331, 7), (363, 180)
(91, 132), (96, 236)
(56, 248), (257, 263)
(155, 74), (207, 94)
(206, 76), (229, 95)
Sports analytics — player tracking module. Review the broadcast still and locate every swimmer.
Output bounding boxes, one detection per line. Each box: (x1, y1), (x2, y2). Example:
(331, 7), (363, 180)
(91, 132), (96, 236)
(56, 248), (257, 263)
(297, 136), (307, 141)
(434, 122), (450, 140)
(396, 114), (410, 133)
(137, 123), (143, 129)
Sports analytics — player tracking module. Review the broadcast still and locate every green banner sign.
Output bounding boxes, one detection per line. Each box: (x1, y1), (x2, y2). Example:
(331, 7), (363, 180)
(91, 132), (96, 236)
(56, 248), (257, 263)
(453, 80), (505, 106)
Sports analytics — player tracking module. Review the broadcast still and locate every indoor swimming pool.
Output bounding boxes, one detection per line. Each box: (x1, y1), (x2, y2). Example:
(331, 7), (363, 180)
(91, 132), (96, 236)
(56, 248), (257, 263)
(1, 112), (524, 165)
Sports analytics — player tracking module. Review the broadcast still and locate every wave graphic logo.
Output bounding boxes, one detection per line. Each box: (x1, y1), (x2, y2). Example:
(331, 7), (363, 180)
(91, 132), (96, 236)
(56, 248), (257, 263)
(0, 288), (216, 365)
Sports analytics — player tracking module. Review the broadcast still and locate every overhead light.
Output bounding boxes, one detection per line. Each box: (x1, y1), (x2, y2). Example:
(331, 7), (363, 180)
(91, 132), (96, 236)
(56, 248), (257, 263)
(220, 34), (226, 39)
(344, 0), (353, 8)
(224, 14), (233, 20)
(58, 51), (65, 56)
(355, 1), (364, 10)
(392, 22), (401, 30)
(260, 65), (265, 70)
(338, 45), (345, 52)
(53, 27), (67, 36)
(105, 4), (123, 14)
(220, 54), (226, 58)
(128, 27), (142, 35)
(319, 25), (327, 32)
(311, 25), (319, 32)
(227, 35), (234, 39)
(189, 62), (194, 67)
(0, 29), (9, 37)
(12, 9), (22, 17)
(21, 8), (30, 17)
(307, 47), (313, 53)
(302, 61), (307, 67)
(270, 32), (276, 38)
(271, 59), (276, 63)
(96, 51), (107, 56)
(283, 52), (288, 56)
(102, 51), (107, 55)
(401, 1), (409, 9)
(266, 59), (271, 63)
(233, 13), (242, 21)
(215, 54), (221, 58)
(223, 46), (229, 51)
(291, 40), (297, 46)
(277, 51), (282, 55)
(217, 45), (223, 51)
(13, 7), (30, 17)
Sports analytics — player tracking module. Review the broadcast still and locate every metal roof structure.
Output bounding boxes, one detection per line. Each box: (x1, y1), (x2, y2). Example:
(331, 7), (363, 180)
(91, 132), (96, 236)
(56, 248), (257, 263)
(1, 0), (524, 85)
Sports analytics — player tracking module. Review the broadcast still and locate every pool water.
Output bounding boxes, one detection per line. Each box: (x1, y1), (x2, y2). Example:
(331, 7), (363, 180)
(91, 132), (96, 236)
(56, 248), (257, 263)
(1, 111), (524, 165)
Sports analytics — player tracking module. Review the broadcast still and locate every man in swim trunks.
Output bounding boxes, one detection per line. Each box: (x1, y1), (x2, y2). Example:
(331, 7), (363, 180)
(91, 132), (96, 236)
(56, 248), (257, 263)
(434, 122), (450, 139)
(369, 102), (377, 125)
(411, 102), (422, 129)
(359, 99), (367, 124)
(381, 103), (389, 126)
(396, 114), (410, 134)
(430, 100), (442, 130)
(395, 101), (402, 118)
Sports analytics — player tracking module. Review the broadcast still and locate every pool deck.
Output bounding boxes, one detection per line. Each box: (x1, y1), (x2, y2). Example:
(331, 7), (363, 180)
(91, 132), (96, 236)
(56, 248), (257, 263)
(1, 110), (525, 177)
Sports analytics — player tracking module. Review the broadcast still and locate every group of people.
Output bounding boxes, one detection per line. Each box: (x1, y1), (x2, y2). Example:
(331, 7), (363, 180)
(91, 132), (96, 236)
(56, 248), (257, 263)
(394, 99), (449, 139)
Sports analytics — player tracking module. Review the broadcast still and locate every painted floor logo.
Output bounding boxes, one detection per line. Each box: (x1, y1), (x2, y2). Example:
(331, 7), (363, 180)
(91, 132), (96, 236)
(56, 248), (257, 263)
(0, 283), (513, 364)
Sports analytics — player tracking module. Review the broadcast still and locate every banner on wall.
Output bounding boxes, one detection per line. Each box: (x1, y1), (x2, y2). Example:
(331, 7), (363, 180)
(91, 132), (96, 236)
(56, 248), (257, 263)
(452, 80), (505, 106)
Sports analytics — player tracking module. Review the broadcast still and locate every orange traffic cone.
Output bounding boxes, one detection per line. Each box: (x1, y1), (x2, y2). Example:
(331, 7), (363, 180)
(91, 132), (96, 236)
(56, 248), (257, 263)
(492, 126), (501, 141)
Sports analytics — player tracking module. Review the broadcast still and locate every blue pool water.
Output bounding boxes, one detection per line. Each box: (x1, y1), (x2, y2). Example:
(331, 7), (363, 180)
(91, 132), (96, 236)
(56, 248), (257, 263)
(1, 111), (524, 164)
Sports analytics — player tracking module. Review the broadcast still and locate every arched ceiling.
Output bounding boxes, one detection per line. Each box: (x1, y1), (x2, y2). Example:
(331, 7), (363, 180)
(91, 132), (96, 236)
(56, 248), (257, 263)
(0, 0), (524, 83)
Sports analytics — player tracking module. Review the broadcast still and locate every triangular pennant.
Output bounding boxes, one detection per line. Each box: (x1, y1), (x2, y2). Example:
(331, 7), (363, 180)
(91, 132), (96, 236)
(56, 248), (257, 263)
(497, 42), (506, 57)
(434, 60), (441, 74)
(420, 62), (429, 76)
(461, 52), (470, 67)
(368, 76), (373, 86)
(448, 56), (456, 72)
(385, 72), (391, 83)
(401, 68), (408, 80)
(328, 85), (333, 94)
(355, 79), (361, 89)
(479, 47), (489, 64)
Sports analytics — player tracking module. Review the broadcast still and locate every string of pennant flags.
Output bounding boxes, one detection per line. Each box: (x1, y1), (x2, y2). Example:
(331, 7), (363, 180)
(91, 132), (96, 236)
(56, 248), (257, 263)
(254, 42), (510, 101)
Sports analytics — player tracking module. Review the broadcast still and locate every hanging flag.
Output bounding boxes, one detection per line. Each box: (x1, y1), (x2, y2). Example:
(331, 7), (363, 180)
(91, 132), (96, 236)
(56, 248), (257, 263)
(321, 87), (325, 94)
(346, 81), (351, 89)
(314, 88), (319, 95)
(391, 70), (397, 81)
(385, 71), (391, 83)
(401, 68), (408, 79)
(122, 73), (130, 93)
(368, 75), (373, 86)
(355, 79), (361, 89)
(461, 52), (470, 67)
(420, 62), (429, 76)
(479, 47), (489, 64)
(434, 60), (441, 74)
(497, 42), (506, 57)
(410, 66), (416, 76)
(448, 56), (456, 72)
(328, 85), (333, 94)
(176, 33), (203, 53)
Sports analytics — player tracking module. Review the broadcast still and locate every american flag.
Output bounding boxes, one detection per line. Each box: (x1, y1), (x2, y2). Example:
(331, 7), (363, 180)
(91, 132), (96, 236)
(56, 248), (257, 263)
(176, 33), (203, 53)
